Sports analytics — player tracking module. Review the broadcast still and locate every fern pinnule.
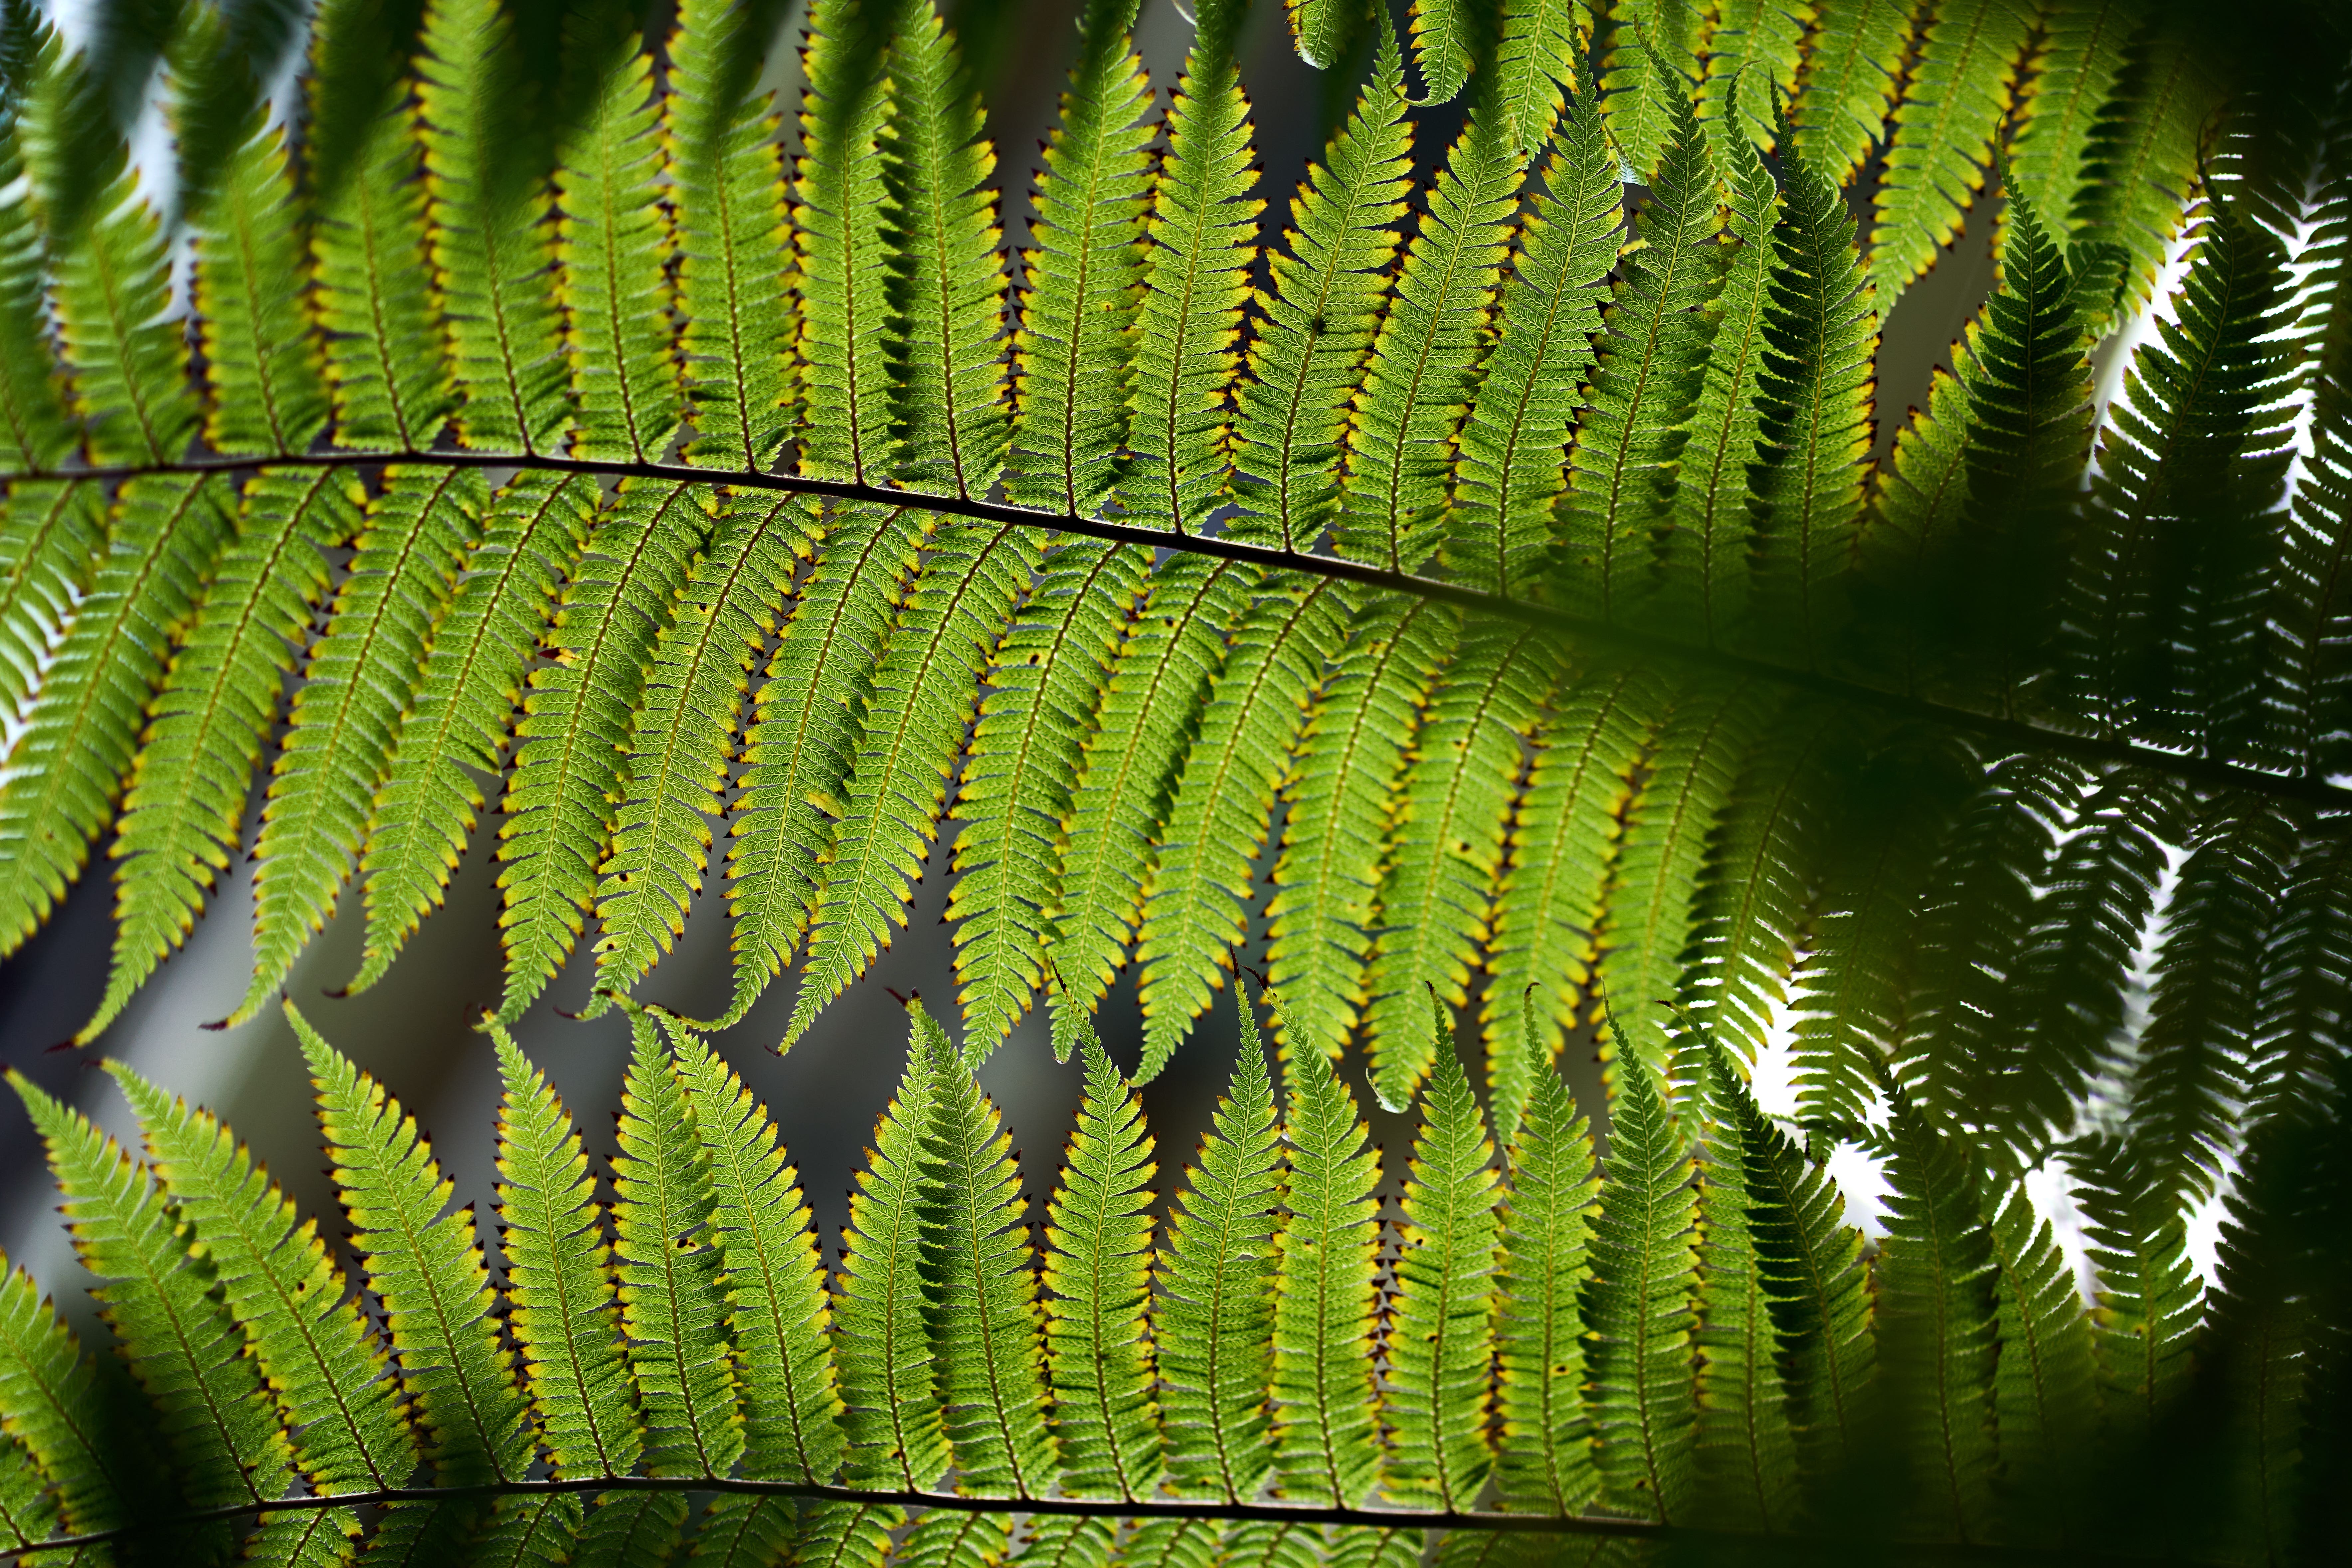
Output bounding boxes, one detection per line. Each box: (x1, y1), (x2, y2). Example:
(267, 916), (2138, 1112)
(1006, 0), (1155, 517)
(0, 481), (100, 726)
(190, 116), (329, 459)
(1579, 1050), (1699, 1523)
(417, 0), (570, 456)
(948, 538), (1145, 1049)
(1042, 1028), (1161, 1501)
(1492, 1065), (1598, 1515)
(497, 480), (709, 1020)
(592, 493), (808, 1006)
(1446, 87), (1619, 599)
(718, 504), (923, 1025)
(1595, 0), (1705, 187)
(1154, 996), (1283, 1504)
(1128, 0), (1258, 536)
(240, 466), (481, 1025)
(0, 474), (231, 961)
(45, 159), (198, 467)
(351, 470), (593, 997)
(2073, 1141), (2206, 1452)
(788, 522), (1038, 1049)
(107, 1060), (416, 1492)
(556, 12), (681, 466)
(1869, 0), (2033, 301)
(792, 0), (895, 485)
(1052, 554), (1245, 1043)
(1978, 1177), (2097, 1515)
(89, 467), (349, 1042)
(310, 92), (452, 451)
(2246, 822), (2352, 1123)
(1138, 580), (1347, 1079)
(1488, 0), (1578, 164)
(0, 136), (76, 472)
(1699, 4), (1805, 149)
(0, 1260), (127, 1543)
(2009, 0), (2135, 233)
(1385, 1019), (1502, 1512)
(292, 1000), (533, 1484)
(1269, 595), (1453, 1086)
(880, 0), (1010, 500)
(490, 1023), (642, 1480)
(2070, 19), (2219, 318)
(1228, 21), (1412, 554)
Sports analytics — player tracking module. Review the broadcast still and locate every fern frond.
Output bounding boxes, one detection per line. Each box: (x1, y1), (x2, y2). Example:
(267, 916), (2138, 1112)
(1492, 1064), (1598, 1515)
(792, 0), (895, 484)
(1334, 106), (1517, 573)
(490, 1024), (641, 1479)
(45, 156), (198, 466)
(2070, 18), (2219, 316)
(1006, 0), (1155, 515)
(1269, 596), (1454, 1080)
(293, 1001), (532, 1483)
(1869, 0), (2032, 301)
(0, 480), (102, 724)
(351, 470), (594, 995)
(0, 474), (230, 959)
(1137, 579), (1347, 1077)
(2246, 820), (2352, 1122)
(1580, 1053), (1699, 1522)
(2075, 1143), (2204, 1447)
(1052, 554), (1248, 1037)
(1792, 0), (1916, 185)
(497, 480), (709, 1019)
(1154, 1000), (1282, 1504)
(242, 466), (483, 1024)
(1447, 88), (1621, 599)
(613, 1012), (744, 1479)
(1595, 0), (1705, 184)
(2010, 0), (2135, 233)
(1978, 1176), (2096, 1512)
(107, 1060), (416, 1491)
(1489, 0), (1579, 163)
(1557, 68), (1726, 623)
(788, 522), (1038, 1048)
(1698, 1), (1805, 149)
(0, 134), (74, 472)
(592, 493), (807, 1004)
(415, 0), (568, 453)
(1128, 0), (1259, 536)
(1385, 1027), (1502, 1512)
(1268, 1009), (1383, 1508)
(191, 116), (328, 458)
(0, 1260), (136, 1540)
(1228, 24), (1412, 553)
(880, 0), (1010, 499)
(948, 538), (1145, 1047)
(1041, 1029), (1160, 1500)
(90, 467), (351, 1040)
(664, 1019), (845, 1484)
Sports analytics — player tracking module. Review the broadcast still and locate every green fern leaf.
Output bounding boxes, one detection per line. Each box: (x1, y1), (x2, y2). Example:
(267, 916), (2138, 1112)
(497, 480), (709, 1018)
(0, 1259), (138, 1540)
(1409, 0), (1478, 107)
(1128, 0), (1258, 535)
(1870, 0), (2033, 301)
(1596, 0), (1705, 184)
(1744, 128), (1878, 664)
(790, 0), (894, 484)
(718, 504), (924, 1024)
(107, 1060), (417, 1491)
(950, 539), (1144, 1048)
(592, 494), (807, 1003)
(0, 474), (231, 959)
(1698, 0), (1805, 149)
(1979, 1176), (2097, 1512)
(788, 522), (1038, 1047)
(0, 480), (103, 723)
(917, 1010), (1059, 1497)
(0, 134), (75, 471)
(1269, 596), (1454, 1080)
(1654, 118), (1778, 641)
(1229, 24), (1412, 552)
(490, 1024), (642, 1478)
(1154, 997), (1283, 1503)
(1041, 1028), (1161, 1499)
(241, 467), (483, 1023)
(668, 0), (793, 469)
(569, 1492), (687, 1568)
(191, 117), (329, 457)
(1362, 621), (1551, 1104)
(292, 1001), (533, 1483)
(13, 1073), (293, 1512)
(1877, 1085), (2000, 1541)
(351, 471), (594, 995)
(88, 468), (352, 1041)
(1006, 0), (1154, 515)
(1268, 1006), (1384, 1508)
(1051, 554), (1247, 1037)
(556, 15), (681, 465)
(416, 0), (569, 453)
(45, 158), (199, 465)
(1138, 579), (1348, 1076)
(2009, 0), (2135, 232)
(2070, 18), (2219, 316)
(2075, 1143), (2205, 1447)
(1580, 1052), (1699, 1522)
(1492, 1064), (1599, 1515)
(1557, 66), (1727, 623)
(881, 0), (1010, 498)
(1489, 0), (1579, 163)
(1287, 0), (1354, 70)
(2248, 824), (2352, 1122)
(1335, 104), (1517, 573)
(1385, 1022), (1502, 1511)
(1447, 87), (1621, 598)
(835, 1002), (949, 1490)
